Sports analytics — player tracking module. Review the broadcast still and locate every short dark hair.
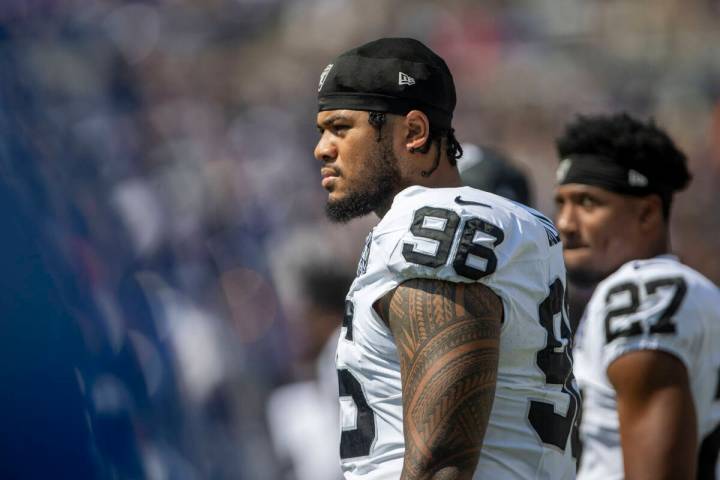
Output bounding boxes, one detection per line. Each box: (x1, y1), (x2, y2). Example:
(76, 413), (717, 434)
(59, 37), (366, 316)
(556, 112), (691, 218)
(367, 112), (462, 167)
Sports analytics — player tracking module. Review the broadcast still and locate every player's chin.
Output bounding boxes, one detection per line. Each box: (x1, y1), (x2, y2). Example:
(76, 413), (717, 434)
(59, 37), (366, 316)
(325, 196), (356, 223)
(565, 252), (605, 286)
(563, 248), (594, 271)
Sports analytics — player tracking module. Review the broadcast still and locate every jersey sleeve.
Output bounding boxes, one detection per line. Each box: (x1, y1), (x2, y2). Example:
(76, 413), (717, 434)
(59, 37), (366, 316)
(376, 197), (533, 287)
(355, 187), (550, 328)
(386, 208), (501, 283)
(599, 265), (703, 372)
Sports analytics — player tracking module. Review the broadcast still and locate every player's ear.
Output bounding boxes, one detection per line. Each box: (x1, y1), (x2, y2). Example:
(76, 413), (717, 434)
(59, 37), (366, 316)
(404, 110), (430, 153)
(638, 194), (664, 231)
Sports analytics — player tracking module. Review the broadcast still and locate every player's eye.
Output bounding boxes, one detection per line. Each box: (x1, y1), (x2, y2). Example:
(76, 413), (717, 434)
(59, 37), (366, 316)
(332, 124), (350, 135)
(579, 194), (597, 209)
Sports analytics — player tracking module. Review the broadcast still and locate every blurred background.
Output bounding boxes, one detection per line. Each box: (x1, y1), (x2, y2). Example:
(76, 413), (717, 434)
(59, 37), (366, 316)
(1, 1), (719, 478)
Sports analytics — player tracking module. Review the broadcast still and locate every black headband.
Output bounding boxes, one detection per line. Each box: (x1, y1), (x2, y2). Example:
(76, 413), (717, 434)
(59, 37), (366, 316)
(556, 154), (671, 197)
(318, 92), (453, 129)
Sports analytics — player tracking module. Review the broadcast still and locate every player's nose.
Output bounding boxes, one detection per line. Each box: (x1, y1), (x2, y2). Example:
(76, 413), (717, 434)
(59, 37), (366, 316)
(555, 203), (579, 238)
(314, 133), (337, 163)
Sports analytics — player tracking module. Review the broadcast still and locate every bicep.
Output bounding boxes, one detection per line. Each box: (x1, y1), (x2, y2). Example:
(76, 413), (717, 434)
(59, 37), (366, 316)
(375, 279), (502, 477)
(607, 349), (697, 480)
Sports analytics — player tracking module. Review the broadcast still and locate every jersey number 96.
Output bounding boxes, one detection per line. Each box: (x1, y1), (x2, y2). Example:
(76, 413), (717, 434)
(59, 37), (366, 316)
(401, 207), (504, 279)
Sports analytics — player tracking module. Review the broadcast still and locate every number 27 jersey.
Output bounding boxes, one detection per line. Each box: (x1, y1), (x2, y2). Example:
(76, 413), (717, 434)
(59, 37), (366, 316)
(336, 186), (579, 479)
(575, 256), (720, 480)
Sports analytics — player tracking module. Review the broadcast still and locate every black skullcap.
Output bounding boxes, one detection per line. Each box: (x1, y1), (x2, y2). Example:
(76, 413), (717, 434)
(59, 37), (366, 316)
(317, 37), (456, 129)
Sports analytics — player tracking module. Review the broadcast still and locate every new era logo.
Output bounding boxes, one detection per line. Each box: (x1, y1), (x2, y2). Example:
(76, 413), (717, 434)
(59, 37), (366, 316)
(556, 158), (572, 183)
(628, 169), (648, 187)
(398, 72), (415, 86)
(318, 64), (333, 92)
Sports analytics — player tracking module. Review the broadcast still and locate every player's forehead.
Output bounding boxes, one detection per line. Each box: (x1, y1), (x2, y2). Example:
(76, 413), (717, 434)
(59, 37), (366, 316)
(316, 109), (367, 127)
(554, 183), (616, 201)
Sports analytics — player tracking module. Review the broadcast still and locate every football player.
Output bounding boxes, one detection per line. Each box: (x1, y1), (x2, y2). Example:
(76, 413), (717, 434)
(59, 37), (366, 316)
(315, 37), (579, 479)
(554, 112), (720, 479)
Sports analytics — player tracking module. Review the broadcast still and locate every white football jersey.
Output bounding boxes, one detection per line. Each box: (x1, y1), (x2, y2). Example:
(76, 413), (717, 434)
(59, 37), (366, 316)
(336, 185), (579, 479)
(575, 255), (720, 480)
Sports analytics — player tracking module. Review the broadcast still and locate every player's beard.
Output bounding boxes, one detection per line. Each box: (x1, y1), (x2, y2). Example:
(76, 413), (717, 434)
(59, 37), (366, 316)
(325, 136), (401, 223)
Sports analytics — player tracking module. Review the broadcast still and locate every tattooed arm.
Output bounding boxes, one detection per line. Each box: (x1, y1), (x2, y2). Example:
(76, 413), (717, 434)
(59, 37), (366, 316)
(375, 278), (502, 480)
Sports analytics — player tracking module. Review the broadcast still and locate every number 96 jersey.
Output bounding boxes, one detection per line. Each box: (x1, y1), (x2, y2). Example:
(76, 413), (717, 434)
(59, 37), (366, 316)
(336, 186), (579, 479)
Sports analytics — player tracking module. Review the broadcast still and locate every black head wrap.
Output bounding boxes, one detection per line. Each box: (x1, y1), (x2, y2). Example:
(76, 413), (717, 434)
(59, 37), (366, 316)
(556, 154), (680, 214)
(317, 38), (456, 129)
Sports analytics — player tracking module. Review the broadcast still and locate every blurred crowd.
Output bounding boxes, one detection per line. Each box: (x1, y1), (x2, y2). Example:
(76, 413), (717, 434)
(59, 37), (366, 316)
(1, 0), (719, 478)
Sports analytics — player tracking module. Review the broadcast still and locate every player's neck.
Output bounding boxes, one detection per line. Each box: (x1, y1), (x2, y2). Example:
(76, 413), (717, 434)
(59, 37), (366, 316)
(425, 167), (463, 189)
(374, 168), (462, 219)
(643, 229), (671, 259)
(620, 232), (670, 267)
(373, 195), (396, 219)
(412, 160), (463, 190)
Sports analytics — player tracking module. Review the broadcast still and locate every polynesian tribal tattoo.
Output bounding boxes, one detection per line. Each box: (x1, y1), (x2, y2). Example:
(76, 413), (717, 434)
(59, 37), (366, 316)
(376, 279), (502, 480)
